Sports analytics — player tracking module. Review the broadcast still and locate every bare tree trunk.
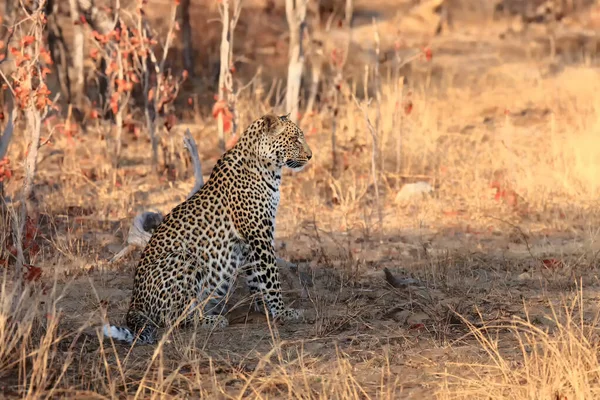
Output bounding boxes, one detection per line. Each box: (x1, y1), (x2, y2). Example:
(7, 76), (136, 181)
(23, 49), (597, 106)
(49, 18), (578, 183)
(345, 0), (354, 27)
(304, 55), (322, 115)
(285, 0), (308, 123)
(217, 0), (242, 152)
(1, 0), (18, 112)
(217, 1), (230, 152)
(69, 0), (85, 108)
(75, 0), (115, 113)
(22, 110), (42, 215)
(180, 0), (194, 77)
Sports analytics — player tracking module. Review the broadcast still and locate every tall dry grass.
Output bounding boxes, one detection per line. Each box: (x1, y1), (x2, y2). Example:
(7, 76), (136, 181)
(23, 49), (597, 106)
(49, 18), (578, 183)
(437, 286), (600, 400)
(0, 274), (407, 398)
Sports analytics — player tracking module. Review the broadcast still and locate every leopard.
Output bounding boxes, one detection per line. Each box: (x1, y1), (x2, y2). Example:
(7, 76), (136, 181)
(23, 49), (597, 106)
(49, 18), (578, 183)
(103, 113), (312, 345)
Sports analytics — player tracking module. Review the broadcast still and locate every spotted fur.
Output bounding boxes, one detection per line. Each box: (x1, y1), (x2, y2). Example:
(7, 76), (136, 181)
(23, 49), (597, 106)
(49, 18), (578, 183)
(103, 113), (312, 345)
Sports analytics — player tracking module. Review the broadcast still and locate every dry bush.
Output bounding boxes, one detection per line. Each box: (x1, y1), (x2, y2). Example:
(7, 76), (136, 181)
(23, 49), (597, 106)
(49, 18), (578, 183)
(437, 288), (600, 400)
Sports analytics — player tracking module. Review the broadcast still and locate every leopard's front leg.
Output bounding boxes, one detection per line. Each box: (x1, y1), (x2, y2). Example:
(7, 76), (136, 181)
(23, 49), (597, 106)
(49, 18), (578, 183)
(244, 238), (303, 322)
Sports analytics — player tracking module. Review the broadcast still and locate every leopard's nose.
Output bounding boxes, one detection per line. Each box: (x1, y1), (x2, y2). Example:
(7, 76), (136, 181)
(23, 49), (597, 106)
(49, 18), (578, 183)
(307, 153), (312, 160)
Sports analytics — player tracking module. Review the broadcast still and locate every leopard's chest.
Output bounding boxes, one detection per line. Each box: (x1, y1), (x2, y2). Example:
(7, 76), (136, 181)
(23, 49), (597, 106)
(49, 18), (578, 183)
(271, 190), (281, 212)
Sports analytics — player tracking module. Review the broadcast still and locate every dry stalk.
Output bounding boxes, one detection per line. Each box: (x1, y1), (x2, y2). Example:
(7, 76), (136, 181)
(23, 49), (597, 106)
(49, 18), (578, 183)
(393, 75), (405, 184)
(353, 93), (383, 233)
(371, 20), (383, 173)
(113, 35), (126, 174)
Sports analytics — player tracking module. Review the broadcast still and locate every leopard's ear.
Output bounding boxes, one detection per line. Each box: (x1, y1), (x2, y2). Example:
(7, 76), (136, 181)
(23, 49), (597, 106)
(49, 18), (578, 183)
(262, 113), (283, 135)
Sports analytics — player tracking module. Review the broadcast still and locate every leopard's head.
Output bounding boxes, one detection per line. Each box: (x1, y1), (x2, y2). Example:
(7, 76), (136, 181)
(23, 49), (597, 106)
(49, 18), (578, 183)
(254, 113), (312, 171)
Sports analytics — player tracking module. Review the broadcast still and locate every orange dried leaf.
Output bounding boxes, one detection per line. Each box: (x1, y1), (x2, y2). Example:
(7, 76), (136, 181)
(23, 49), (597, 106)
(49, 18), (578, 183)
(21, 36), (35, 47)
(40, 49), (53, 64)
(24, 265), (42, 282)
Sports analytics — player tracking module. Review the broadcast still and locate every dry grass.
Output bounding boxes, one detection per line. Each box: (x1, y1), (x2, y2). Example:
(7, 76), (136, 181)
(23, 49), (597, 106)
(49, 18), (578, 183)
(1, 0), (600, 398)
(438, 287), (600, 400)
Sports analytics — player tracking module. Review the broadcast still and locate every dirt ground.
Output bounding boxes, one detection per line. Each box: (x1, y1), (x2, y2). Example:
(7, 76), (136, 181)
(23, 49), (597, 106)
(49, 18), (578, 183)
(2, 0), (600, 398)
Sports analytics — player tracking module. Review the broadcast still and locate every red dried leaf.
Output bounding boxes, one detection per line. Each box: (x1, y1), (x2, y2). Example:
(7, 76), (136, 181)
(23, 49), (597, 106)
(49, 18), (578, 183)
(41, 67), (52, 78)
(423, 47), (432, 61)
(24, 265), (42, 282)
(0, 157), (12, 182)
(542, 259), (564, 269)
(409, 323), (425, 331)
(164, 114), (177, 131)
(21, 36), (35, 47)
(28, 242), (40, 257)
(110, 93), (119, 114)
(212, 100), (233, 132)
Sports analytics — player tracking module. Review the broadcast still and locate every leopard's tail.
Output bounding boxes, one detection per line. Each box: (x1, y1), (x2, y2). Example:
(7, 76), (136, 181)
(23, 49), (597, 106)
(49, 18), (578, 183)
(102, 324), (135, 343)
(103, 310), (157, 345)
